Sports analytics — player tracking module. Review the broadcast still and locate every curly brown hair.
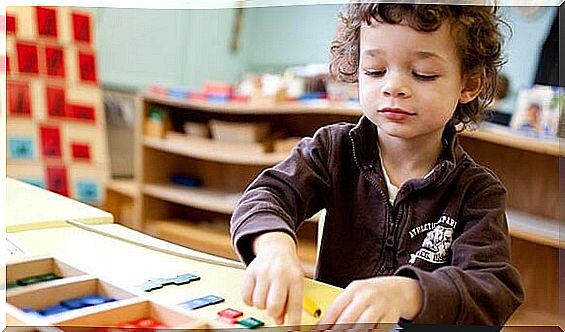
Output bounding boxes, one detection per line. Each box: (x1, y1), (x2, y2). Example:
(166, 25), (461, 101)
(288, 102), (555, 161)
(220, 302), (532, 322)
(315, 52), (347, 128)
(329, 3), (509, 127)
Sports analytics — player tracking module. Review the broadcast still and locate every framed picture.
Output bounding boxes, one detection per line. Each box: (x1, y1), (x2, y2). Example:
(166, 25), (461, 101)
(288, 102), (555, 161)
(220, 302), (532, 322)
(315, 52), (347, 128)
(510, 85), (560, 138)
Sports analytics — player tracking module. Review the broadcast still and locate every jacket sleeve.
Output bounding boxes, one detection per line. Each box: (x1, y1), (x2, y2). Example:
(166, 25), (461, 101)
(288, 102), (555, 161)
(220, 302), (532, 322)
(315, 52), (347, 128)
(230, 126), (333, 265)
(395, 176), (524, 325)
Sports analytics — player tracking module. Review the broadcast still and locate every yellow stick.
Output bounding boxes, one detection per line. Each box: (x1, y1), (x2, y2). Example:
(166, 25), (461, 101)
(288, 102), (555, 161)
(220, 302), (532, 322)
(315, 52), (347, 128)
(303, 296), (321, 318)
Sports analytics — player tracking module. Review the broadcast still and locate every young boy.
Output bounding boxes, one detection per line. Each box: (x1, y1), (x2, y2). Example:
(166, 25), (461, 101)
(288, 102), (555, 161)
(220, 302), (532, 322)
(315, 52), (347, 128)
(230, 3), (524, 327)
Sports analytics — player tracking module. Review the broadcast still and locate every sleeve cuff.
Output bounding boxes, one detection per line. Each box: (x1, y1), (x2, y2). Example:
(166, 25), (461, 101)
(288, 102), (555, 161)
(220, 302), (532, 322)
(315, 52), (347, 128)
(395, 265), (462, 324)
(231, 212), (297, 265)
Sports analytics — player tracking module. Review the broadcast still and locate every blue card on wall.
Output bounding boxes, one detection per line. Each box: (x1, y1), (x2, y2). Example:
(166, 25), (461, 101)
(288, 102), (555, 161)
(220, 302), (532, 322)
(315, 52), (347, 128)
(21, 178), (45, 188)
(9, 137), (34, 160)
(76, 180), (101, 203)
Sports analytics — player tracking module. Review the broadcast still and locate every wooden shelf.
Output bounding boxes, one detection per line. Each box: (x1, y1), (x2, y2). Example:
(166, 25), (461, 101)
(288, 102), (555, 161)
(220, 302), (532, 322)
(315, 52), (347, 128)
(143, 134), (290, 166)
(106, 179), (139, 198)
(507, 209), (563, 249)
(144, 92), (362, 116)
(505, 307), (564, 330)
(461, 124), (564, 157)
(145, 219), (317, 277)
(143, 183), (240, 215)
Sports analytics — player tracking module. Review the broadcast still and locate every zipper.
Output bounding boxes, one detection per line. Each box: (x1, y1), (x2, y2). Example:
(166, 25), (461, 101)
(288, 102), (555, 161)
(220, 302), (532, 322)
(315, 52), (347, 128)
(349, 133), (391, 276)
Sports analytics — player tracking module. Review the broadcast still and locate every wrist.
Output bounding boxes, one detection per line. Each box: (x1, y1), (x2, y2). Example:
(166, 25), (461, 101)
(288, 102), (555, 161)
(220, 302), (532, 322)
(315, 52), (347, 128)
(395, 276), (423, 320)
(253, 232), (296, 256)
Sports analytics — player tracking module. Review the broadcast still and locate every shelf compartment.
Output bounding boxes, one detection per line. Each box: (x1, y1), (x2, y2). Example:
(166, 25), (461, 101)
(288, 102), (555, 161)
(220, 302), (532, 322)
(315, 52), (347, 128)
(8, 276), (138, 324)
(7, 256), (88, 293)
(55, 299), (207, 329)
(507, 209), (563, 248)
(143, 183), (240, 215)
(143, 134), (290, 166)
(106, 178), (139, 198)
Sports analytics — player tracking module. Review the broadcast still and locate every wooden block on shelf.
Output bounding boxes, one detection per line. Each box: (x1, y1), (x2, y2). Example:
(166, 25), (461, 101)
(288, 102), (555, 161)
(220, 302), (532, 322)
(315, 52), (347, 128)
(209, 119), (270, 144)
(7, 7), (37, 40)
(55, 299), (207, 329)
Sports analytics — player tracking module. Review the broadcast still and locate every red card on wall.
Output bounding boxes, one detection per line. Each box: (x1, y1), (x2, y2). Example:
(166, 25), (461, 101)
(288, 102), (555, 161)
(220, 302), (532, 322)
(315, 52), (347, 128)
(6, 55), (10, 74)
(44, 46), (65, 78)
(40, 126), (63, 158)
(71, 143), (91, 161)
(46, 86), (66, 118)
(36, 7), (58, 37)
(78, 51), (97, 82)
(7, 14), (16, 34)
(46, 166), (69, 196)
(8, 81), (32, 117)
(16, 42), (39, 74)
(68, 104), (96, 122)
(72, 12), (91, 43)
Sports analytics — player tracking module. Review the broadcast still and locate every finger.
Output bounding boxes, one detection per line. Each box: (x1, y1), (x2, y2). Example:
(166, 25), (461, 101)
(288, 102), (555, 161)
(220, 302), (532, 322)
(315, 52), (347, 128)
(266, 280), (288, 324)
(241, 272), (256, 306)
(352, 308), (379, 331)
(252, 276), (270, 309)
(317, 292), (352, 329)
(333, 299), (364, 330)
(286, 279), (303, 327)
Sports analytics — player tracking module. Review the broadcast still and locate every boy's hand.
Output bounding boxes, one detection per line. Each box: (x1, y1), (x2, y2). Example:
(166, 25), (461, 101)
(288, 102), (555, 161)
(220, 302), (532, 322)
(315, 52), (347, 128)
(317, 276), (423, 329)
(241, 232), (304, 326)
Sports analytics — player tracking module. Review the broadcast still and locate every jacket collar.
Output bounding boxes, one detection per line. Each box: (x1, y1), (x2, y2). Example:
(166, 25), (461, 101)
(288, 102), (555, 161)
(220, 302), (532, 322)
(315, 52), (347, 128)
(348, 115), (463, 172)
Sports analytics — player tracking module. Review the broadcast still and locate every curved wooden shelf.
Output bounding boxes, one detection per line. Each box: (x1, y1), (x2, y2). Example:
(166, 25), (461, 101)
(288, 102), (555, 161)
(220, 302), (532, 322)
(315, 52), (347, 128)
(143, 135), (290, 166)
(506, 209), (563, 249)
(461, 125), (564, 157)
(106, 179), (139, 198)
(144, 92), (362, 116)
(143, 183), (240, 215)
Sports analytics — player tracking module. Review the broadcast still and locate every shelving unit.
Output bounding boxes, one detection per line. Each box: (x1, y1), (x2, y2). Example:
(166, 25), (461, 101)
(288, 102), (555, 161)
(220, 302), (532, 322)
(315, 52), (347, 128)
(135, 93), (361, 277)
(459, 124), (563, 328)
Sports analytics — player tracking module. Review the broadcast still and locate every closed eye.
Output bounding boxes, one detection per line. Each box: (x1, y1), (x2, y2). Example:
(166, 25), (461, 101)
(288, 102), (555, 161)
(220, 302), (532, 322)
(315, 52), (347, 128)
(413, 72), (439, 81)
(363, 69), (386, 77)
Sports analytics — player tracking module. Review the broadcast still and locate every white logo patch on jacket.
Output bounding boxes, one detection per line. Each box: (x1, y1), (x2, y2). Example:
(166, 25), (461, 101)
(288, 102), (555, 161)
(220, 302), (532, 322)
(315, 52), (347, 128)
(409, 215), (457, 264)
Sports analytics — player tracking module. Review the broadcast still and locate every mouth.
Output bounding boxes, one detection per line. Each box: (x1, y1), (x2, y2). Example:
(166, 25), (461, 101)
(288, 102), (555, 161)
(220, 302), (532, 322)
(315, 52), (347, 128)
(377, 107), (416, 116)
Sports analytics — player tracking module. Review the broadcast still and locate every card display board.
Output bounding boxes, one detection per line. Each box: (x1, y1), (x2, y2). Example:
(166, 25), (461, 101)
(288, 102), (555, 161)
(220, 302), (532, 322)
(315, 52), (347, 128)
(6, 6), (108, 206)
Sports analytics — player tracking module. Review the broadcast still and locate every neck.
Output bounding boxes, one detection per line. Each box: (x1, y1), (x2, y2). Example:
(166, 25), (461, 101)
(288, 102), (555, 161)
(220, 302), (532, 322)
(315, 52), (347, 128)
(378, 130), (444, 187)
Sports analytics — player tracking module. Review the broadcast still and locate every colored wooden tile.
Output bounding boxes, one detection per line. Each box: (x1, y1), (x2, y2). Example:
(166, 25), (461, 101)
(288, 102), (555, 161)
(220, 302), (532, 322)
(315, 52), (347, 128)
(16, 42), (39, 74)
(40, 126), (62, 158)
(78, 51), (97, 83)
(71, 143), (91, 161)
(9, 137), (34, 160)
(46, 86), (66, 118)
(8, 81), (32, 117)
(7, 14), (16, 34)
(36, 7), (58, 38)
(46, 166), (69, 196)
(76, 180), (101, 202)
(72, 12), (91, 43)
(44, 45), (65, 78)
(68, 104), (96, 122)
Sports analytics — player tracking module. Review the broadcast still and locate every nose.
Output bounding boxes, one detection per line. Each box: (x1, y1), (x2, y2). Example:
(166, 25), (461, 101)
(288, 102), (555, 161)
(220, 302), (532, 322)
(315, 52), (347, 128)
(381, 73), (411, 98)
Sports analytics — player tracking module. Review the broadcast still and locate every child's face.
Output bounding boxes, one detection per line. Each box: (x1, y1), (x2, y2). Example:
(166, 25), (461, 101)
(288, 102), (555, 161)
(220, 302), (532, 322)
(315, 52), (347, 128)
(359, 21), (470, 141)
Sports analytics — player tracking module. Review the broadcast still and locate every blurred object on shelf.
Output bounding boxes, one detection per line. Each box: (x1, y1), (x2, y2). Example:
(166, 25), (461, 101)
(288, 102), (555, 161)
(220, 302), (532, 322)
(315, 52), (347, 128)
(144, 107), (169, 138)
(103, 86), (137, 178)
(273, 137), (301, 154)
(183, 121), (210, 138)
(209, 120), (270, 144)
(248, 74), (288, 105)
(325, 79), (349, 103)
(203, 81), (233, 101)
(510, 85), (560, 138)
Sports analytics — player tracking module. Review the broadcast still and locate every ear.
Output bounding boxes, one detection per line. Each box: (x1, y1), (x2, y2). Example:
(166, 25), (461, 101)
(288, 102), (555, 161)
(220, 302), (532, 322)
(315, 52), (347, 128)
(459, 73), (483, 104)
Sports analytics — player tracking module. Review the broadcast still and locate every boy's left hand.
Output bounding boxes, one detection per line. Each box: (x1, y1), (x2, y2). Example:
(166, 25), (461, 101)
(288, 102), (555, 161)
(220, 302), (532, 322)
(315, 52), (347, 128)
(317, 276), (423, 329)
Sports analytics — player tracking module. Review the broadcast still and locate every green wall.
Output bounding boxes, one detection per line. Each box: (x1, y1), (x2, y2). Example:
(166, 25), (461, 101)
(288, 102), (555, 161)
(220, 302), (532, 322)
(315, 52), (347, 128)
(91, 4), (557, 107)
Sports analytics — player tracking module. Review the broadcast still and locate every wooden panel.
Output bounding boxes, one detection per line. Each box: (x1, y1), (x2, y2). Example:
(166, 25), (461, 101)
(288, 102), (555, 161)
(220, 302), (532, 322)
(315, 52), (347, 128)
(459, 136), (560, 220)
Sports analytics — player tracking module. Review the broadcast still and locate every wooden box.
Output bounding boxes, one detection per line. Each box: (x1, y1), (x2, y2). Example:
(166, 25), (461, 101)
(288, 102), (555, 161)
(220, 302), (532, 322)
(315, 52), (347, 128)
(209, 120), (270, 144)
(56, 299), (207, 329)
(7, 256), (87, 293)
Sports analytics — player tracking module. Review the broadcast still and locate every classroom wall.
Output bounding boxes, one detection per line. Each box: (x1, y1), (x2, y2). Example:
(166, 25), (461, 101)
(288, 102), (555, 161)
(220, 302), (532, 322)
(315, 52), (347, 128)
(91, 4), (557, 114)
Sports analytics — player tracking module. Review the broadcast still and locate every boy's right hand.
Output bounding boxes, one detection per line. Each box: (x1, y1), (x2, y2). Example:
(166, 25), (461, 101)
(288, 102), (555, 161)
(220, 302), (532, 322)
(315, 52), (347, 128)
(241, 232), (304, 326)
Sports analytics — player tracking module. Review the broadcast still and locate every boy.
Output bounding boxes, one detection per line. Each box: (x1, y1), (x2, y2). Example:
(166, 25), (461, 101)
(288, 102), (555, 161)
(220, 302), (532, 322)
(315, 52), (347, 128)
(230, 3), (524, 327)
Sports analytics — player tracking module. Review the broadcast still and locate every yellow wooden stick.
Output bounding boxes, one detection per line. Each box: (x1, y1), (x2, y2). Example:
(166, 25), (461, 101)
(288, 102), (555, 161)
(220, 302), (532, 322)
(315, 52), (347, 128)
(303, 296), (321, 318)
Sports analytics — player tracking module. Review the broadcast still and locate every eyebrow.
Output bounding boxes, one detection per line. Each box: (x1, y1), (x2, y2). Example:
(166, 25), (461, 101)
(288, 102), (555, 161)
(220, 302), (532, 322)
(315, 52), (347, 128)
(362, 49), (448, 63)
